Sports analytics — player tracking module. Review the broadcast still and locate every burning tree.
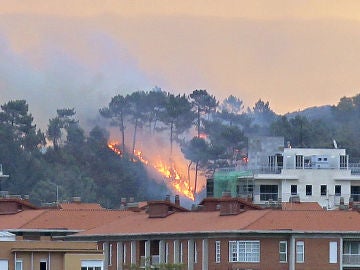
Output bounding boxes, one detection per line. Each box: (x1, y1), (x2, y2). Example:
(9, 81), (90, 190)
(100, 95), (130, 154)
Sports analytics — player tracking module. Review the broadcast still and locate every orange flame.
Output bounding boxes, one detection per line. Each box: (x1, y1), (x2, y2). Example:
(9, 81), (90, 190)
(108, 142), (122, 155)
(107, 142), (194, 201)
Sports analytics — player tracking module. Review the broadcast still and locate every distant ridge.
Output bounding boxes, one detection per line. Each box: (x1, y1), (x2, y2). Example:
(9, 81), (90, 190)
(285, 105), (332, 120)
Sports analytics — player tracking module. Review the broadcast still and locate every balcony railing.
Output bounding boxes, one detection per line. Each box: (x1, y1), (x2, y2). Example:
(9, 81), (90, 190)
(140, 255), (160, 268)
(260, 193), (278, 201)
(217, 162), (360, 175)
(343, 254), (360, 265)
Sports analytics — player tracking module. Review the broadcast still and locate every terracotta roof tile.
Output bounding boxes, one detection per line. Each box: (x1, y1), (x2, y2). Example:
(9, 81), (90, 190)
(20, 209), (131, 230)
(76, 210), (269, 236)
(245, 210), (360, 231)
(76, 209), (360, 237)
(0, 209), (131, 231)
(59, 203), (104, 210)
(0, 210), (46, 229)
(281, 202), (323, 211)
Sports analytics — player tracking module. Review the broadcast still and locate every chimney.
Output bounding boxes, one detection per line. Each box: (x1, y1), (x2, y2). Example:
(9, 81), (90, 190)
(219, 192), (243, 215)
(120, 198), (127, 209)
(71, 197), (81, 203)
(175, 195), (180, 206)
(148, 201), (172, 218)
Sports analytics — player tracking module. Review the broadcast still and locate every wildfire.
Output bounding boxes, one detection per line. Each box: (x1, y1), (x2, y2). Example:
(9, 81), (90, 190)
(107, 142), (195, 201)
(108, 142), (122, 155)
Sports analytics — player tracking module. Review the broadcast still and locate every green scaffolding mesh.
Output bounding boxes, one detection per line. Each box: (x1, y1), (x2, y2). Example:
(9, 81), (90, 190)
(213, 170), (253, 198)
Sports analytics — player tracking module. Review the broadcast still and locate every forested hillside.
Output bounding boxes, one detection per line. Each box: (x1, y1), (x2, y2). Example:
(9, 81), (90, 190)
(1, 90), (360, 207)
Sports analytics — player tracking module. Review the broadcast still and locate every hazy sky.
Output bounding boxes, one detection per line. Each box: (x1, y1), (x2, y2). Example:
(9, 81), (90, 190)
(2, 1), (360, 129)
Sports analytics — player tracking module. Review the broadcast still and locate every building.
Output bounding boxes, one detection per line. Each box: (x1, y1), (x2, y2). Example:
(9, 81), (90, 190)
(0, 196), (130, 270)
(62, 196), (360, 270)
(207, 136), (360, 209)
(0, 194), (359, 270)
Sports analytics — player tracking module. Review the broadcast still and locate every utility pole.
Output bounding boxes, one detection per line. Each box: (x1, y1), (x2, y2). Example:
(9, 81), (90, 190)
(0, 164), (10, 193)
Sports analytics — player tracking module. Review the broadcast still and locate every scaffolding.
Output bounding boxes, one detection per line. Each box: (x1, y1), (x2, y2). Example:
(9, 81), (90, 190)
(213, 169), (254, 198)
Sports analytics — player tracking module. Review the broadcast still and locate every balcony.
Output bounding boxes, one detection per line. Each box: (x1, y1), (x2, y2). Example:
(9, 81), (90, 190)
(343, 254), (360, 266)
(140, 255), (160, 268)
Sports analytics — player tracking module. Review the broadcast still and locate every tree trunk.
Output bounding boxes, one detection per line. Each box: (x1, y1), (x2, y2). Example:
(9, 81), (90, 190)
(170, 122), (174, 157)
(132, 118), (138, 155)
(187, 161), (192, 191)
(194, 161), (199, 197)
(120, 113), (125, 154)
(197, 107), (201, 137)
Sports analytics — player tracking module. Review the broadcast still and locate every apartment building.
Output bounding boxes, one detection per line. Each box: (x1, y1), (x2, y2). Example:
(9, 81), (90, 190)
(208, 136), (360, 209)
(0, 197), (130, 270)
(0, 194), (359, 270)
(63, 197), (360, 270)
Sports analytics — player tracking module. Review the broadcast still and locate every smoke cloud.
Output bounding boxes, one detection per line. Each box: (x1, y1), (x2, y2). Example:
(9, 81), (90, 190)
(0, 16), (152, 130)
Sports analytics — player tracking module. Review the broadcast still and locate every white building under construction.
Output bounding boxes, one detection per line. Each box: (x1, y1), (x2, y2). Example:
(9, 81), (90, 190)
(207, 136), (360, 209)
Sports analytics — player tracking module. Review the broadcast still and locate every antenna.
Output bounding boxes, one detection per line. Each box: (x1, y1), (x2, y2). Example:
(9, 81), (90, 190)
(333, 139), (338, 149)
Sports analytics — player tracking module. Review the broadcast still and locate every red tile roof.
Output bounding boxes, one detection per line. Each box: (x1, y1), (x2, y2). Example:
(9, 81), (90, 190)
(59, 203), (104, 210)
(0, 209), (131, 231)
(0, 210), (46, 229)
(281, 202), (323, 211)
(75, 210), (269, 236)
(75, 209), (360, 237)
(245, 210), (360, 231)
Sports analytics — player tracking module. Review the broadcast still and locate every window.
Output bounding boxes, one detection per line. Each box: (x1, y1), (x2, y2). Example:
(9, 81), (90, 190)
(180, 242), (183, 263)
(296, 155), (303, 168)
(340, 155), (348, 169)
(40, 261), (47, 270)
(15, 260), (23, 270)
(0, 261), (8, 270)
(335, 185), (341, 196)
(306, 185), (312, 196)
(279, 241), (287, 262)
(215, 241), (221, 263)
(229, 241), (260, 263)
(194, 241), (197, 263)
(344, 242), (360, 255)
(291, 185), (297, 195)
(329, 242), (338, 263)
(296, 241), (304, 263)
(260, 185), (278, 201)
(321, 185), (327, 196)
(108, 243), (112, 266)
(165, 242), (169, 264)
(81, 260), (103, 270)
(351, 186), (360, 201)
(123, 243), (126, 264)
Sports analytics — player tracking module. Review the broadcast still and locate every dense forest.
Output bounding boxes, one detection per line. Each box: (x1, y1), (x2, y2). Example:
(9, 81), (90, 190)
(1, 89), (360, 207)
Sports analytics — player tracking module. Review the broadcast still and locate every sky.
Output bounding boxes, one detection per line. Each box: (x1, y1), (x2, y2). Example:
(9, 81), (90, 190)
(2, 1), (360, 129)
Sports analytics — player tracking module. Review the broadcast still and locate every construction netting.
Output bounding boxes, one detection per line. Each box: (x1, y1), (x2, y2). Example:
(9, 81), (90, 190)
(213, 169), (254, 198)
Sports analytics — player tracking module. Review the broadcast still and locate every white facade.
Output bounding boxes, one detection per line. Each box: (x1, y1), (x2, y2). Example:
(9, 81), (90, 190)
(251, 148), (360, 208)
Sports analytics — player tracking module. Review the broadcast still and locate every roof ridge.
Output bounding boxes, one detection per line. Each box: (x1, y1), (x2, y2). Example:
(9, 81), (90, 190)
(242, 210), (272, 229)
(19, 209), (48, 229)
(47, 209), (129, 212)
